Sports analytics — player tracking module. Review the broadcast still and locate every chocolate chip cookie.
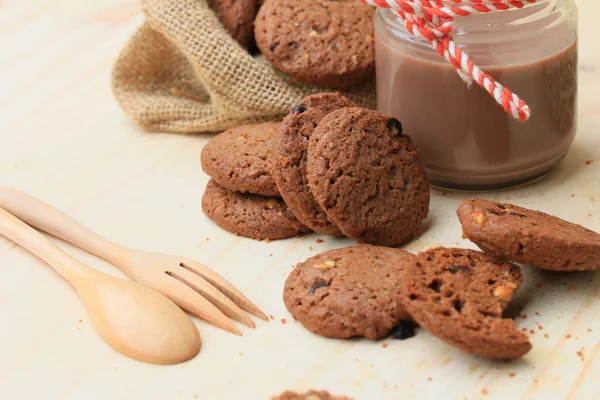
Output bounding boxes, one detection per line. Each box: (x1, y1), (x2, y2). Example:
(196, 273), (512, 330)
(208, 0), (257, 48)
(283, 245), (415, 340)
(401, 247), (531, 359)
(273, 93), (357, 236)
(306, 107), (430, 247)
(202, 179), (310, 240)
(201, 122), (281, 197)
(271, 390), (353, 400)
(457, 198), (600, 271)
(254, 0), (375, 88)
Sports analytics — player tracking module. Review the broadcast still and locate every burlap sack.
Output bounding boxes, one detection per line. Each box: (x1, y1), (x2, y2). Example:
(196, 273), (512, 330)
(111, 0), (377, 134)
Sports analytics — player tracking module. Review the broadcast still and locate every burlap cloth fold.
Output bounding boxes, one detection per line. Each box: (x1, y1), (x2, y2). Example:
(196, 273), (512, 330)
(111, 0), (377, 133)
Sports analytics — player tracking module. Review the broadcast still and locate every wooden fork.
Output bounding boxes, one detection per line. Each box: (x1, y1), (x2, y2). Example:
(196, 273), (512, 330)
(0, 187), (267, 335)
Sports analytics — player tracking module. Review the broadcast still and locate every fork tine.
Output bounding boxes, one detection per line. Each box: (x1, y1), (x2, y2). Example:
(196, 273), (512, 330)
(170, 268), (255, 328)
(161, 277), (242, 336)
(180, 260), (268, 321)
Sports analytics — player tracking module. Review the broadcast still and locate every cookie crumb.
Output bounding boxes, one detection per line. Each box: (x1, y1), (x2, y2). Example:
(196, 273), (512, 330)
(281, 318), (287, 324)
(194, 395), (199, 399)
(570, 194), (575, 198)
(238, 352), (243, 356)
(382, 343), (388, 349)
(269, 314), (275, 320)
(587, 328), (593, 332)
(316, 239), (324, 243)
(309, 246), (314, 251)
(585, 160), (594, 165)
(78, 319), (82, 323)
(269, 253), (273, 257)
(519, 314), (528, 319)
(566, 334), (572, 339)
(206, 237), (210, 241)
(534, 379), (539, 384)
(544, 334), (549, 339)
(538, 325), (543, 330)
(427, 377), (432, 381)
(482, 389), (488, 395)
(530, 329), (536, 334)
(508, 373), (516, 378)
(441, 192), (447, 197)
(577, 348), (585, 361)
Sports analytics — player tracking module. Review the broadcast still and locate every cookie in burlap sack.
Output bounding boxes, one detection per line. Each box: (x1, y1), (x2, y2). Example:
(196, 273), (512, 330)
(111, 0), (376, 133)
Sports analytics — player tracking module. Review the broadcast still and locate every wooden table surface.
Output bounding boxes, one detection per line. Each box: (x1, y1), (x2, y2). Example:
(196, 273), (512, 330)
(1, 1), (599, 399)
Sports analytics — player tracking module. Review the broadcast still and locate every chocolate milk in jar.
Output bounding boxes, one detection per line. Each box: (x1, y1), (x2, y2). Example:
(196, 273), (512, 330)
(375, 0), (578, 189)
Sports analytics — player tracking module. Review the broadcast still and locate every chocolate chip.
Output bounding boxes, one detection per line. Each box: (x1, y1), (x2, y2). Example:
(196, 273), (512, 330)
(497, 204), (506, 210)
(449, 265), (471, 274)
(390, 321), (416, 340)
(291, 104), (307, 114)
(509, 264), (519, 273)
(487, 209), (506, 216)
(509, 212), (527, 218)
(386, 118), (403, 135)
(309, 280), (329, 294)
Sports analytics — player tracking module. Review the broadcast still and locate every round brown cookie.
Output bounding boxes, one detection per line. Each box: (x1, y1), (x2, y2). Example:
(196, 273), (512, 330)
(457, 198), (600, 271)
(202, 179), (310, 241)
(283, 245), (415, 340)
(271, 390), (353, 400)
(401, 247), (531, 359)
(254, 0), (375, 88)
(201, 122), (281, 197)
(306, 107), (430, 247)
(273, 93), (357, 236)
(208, 0), (257, 48)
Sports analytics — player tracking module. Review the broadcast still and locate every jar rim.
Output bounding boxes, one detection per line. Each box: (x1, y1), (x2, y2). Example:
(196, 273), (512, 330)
(377, 0), (573, 47)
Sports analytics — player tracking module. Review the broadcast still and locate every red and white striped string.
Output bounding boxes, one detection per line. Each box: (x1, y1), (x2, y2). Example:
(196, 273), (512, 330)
(361, 0), (536, 122)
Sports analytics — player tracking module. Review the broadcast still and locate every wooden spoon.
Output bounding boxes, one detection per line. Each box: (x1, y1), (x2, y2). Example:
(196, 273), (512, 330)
(0, 207), (201, 365)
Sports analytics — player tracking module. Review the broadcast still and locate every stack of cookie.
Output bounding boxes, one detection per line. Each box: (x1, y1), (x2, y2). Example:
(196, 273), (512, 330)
(283, 199), (600, 360)
(202, 93), (431, 246)
(201, 122), (311, 241)
(210, 0), (376, 89)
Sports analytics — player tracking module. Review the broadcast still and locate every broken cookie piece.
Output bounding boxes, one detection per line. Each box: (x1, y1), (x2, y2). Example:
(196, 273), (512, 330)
(400, 247), (531, 359)
(457, 198), (600, 271)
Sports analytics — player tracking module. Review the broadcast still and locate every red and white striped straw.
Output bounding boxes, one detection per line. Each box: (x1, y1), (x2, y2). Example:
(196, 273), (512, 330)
(362, 0), (536, 122)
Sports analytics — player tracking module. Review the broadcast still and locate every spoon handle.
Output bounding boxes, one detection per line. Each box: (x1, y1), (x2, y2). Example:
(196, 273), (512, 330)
(0, 207), (85, 282)
(0, 187), (131, 272)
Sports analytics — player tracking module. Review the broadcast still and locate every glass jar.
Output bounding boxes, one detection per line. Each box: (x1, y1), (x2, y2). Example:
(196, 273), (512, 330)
(375, 0), (578, 190)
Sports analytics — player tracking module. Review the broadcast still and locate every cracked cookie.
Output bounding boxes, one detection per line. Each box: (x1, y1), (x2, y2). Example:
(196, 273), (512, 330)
(283, 245), (415, 339)
(306, 107), (430, 247)
(254, 0), (375, 88)
(201, 122), (281, 197)
(202, 179), (310, 240)
(401, 247), (531, 359)
(457, 198), (600, 271)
